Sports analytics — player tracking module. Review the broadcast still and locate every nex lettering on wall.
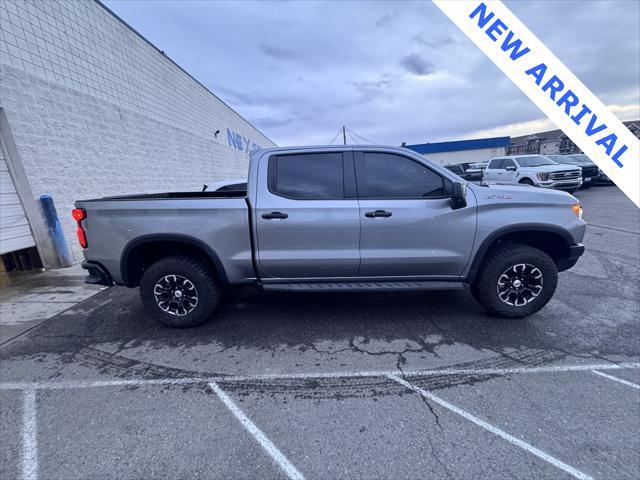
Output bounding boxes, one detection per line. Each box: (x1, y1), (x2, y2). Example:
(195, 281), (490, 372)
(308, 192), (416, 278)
(227, 128), (262, 156)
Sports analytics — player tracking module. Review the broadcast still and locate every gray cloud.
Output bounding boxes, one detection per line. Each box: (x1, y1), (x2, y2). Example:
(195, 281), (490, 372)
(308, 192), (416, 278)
(413, 34), (457, 48)
(260, 44), (297, 60)
(375, 13), (394, 28)
(105, 0), (639, 146)
(400, 53), (435, 76)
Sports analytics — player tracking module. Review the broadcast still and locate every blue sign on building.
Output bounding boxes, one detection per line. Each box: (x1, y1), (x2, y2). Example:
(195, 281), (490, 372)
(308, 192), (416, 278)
(227, 128), (261, 155)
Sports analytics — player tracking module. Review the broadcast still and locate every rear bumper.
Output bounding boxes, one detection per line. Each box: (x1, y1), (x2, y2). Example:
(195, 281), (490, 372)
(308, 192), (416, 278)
(82, 261), (114, 286)
(557, 244), (585, 272)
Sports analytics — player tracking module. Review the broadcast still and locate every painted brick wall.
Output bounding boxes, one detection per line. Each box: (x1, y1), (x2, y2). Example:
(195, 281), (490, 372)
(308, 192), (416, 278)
(0, 0), (275, 261)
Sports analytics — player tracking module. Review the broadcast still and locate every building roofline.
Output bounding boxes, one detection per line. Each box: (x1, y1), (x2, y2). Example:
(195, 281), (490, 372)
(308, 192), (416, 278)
(94, 0), (276, 146)
(404, 136), (510, 154)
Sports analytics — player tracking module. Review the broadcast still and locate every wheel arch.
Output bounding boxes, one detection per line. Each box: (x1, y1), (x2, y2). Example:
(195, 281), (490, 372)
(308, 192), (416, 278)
(120, 234), (229, 287)
(466, 224), (574, 283)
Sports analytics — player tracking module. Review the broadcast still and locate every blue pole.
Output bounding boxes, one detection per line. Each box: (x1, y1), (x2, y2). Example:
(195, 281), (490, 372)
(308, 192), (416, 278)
(39, 195), (73, 267)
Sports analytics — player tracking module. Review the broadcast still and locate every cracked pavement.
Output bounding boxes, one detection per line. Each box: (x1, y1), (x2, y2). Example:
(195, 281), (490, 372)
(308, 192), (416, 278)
(1, 186), (639, 479)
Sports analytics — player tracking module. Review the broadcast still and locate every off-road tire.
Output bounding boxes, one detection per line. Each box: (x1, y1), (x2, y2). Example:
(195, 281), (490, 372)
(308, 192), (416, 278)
(140, 255), (220, 327)
(471, 244), (558, 318)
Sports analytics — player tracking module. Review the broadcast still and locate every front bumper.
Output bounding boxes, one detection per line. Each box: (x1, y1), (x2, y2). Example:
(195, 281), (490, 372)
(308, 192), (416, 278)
(82, 261), (114, 286)
(538, 179), (583, 190)
(594, 173), (614, 184)
(557, 244), (585, 272)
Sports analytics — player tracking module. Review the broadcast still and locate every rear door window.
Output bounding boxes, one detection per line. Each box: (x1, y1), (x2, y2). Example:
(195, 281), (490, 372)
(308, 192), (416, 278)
(488, 159), (504, 169)
(269, 153), (344, 199)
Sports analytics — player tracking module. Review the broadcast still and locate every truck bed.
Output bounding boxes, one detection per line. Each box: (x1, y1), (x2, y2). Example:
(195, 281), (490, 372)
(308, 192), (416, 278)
(75, 194), (254, 285)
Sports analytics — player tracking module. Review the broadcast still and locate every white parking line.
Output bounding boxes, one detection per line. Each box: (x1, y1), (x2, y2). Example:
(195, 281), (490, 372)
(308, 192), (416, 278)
(591, 370), (640, 390)
(1, 362), (638, 391)
(22, 388), (38, 480)
(209, 382), (306, 480)
(386, 374), (593, 480)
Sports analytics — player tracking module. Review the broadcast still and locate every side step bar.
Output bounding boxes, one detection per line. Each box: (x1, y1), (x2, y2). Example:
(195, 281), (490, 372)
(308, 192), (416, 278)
(261, 281), (465, 292)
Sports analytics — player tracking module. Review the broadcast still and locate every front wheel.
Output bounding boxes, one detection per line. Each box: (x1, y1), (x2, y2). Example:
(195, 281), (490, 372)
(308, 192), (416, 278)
(519, 178), (534, 186)
(140, 255), (220, 327)
(471, 244), (558, 318)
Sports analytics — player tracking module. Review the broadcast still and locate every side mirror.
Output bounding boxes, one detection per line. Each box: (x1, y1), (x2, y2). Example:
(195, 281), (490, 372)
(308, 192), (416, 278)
(505, 166), (517, 172)
(450, 181), (467, 210)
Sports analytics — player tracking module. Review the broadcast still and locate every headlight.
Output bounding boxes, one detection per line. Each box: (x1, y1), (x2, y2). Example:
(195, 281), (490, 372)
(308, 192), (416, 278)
(537, 172), (549, 181)
(572, 204), (583, 219)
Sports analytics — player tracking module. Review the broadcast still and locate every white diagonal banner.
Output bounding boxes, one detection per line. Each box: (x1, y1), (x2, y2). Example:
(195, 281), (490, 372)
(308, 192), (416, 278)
(433, 0), (639, 207)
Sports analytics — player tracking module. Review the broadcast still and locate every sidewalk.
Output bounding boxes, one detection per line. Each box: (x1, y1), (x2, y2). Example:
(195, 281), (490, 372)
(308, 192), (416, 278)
(0, 263), (106, 345)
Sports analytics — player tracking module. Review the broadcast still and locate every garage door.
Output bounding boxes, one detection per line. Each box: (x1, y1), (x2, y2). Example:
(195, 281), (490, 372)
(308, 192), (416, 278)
(0, 144), (35, 254)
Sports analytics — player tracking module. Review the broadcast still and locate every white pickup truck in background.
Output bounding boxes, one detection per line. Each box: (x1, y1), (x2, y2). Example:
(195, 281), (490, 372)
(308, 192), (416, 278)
(483, 154), (582, 193)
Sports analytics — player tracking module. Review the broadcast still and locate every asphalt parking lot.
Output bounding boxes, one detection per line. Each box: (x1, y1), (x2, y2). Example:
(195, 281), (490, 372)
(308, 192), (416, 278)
(1, 186), (638, 480)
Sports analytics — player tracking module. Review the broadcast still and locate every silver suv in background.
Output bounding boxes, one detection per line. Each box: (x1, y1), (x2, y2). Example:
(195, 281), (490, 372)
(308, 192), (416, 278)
(483, 155), (582, 193)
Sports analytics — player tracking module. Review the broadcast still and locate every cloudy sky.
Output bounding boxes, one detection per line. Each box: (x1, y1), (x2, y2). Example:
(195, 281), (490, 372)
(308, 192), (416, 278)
(104, 0), (640, 146)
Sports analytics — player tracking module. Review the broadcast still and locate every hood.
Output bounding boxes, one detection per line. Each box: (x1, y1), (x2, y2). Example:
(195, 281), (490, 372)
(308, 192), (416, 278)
(529, 164), (581, 173)
(558, 160), (597, 168)
(468, 183), (578, 206)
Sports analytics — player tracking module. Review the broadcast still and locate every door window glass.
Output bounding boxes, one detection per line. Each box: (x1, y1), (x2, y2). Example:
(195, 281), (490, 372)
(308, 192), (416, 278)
(271, 153), (343, 199)
(502, 159), (516, 169)
(488, 159), (504, 169)
(361, 153), (444, 198)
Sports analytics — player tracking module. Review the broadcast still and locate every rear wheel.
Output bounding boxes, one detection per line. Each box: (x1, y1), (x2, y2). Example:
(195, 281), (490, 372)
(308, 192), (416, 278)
(140, 255), (220, 327)
(471, 244), (557, 318)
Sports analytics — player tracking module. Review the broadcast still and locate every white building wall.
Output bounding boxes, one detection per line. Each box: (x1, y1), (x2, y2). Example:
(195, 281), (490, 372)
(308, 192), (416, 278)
(420, 146), (507, 165)
(540, 141), (559, 154)
(0, 0), (276, 261)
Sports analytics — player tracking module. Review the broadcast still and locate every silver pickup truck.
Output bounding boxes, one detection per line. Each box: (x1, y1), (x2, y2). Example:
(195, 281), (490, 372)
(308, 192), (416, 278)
(74, 146), (586, 327)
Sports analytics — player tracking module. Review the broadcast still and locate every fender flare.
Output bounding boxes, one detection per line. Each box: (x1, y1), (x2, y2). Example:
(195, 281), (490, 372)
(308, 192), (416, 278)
(120, 233), (229, 286)
(465, 224), (574, 283)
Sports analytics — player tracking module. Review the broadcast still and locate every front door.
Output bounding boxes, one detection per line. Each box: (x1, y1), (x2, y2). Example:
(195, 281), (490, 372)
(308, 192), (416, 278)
(355, 151), (476, 278)
(255, 151), (360, 279)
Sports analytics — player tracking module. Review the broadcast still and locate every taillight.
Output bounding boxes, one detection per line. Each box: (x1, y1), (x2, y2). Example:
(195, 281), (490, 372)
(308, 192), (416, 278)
(72, 208), (88, 248)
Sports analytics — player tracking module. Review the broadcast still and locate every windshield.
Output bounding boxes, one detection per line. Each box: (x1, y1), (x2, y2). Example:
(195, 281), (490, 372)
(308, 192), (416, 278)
(547, 155), (575, 164)
(515, 155), (556, 167)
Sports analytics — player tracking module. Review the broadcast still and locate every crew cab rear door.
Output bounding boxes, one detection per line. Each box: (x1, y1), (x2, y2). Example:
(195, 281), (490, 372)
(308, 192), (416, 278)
(254, 150), (360, 279)
(355, 151), (476, 278)
(483, 158), (505, 183)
